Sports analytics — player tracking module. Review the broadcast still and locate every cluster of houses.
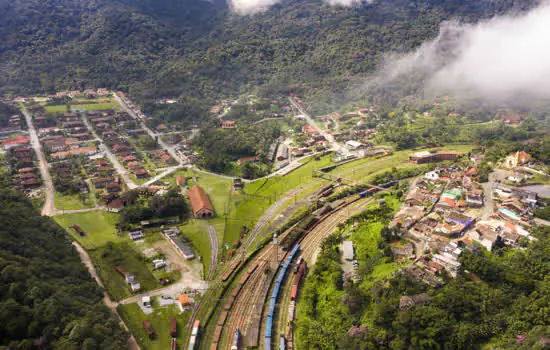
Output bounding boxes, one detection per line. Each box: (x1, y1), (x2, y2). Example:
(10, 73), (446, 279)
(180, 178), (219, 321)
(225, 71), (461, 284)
(392, 151), (542, 285)
(114, 265), (141, 292)
(36, 112), (97, 161)
(52, 88), (111, 99)
(0, 114), (24, 139)
(2, 135), (43, 192)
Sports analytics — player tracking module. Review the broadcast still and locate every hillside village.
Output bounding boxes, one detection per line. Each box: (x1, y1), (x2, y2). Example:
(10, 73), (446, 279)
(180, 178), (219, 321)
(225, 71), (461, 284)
(1, 89), (549, 350)
(391, 149), (544, 286)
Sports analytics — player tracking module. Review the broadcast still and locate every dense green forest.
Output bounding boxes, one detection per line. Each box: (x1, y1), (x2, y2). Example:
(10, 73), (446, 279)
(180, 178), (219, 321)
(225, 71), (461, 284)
(296, 204), (550, 349)
(193, 120), (282, 177)
(0, 189), (129, 349)
(0, 0), (538, 119)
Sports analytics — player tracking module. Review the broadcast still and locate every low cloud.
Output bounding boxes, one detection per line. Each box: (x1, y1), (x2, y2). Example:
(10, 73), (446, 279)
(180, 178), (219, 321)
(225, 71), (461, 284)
(229, 0), (363, 15)
(324, 0), (362, 6)
(229, 0), (283, 15)
(367, 2), (550, 105)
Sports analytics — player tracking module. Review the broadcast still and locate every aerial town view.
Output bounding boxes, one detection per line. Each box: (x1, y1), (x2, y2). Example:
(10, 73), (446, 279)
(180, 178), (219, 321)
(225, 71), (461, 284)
(0, 1), (550, 350)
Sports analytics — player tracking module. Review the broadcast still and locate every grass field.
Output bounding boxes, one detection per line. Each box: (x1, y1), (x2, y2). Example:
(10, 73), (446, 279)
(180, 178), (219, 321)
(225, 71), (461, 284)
(225, 155), (334, 246)
(331, 144), (475, 182)
(178, 217), (226, 278)
(90, 243), (159, 301)
(54, 211), (123, 249)
(54, 190), (96, 210)
(118, 301), (191, 350)
(167, 169), (234, 215)
(44, 99), (121, 113)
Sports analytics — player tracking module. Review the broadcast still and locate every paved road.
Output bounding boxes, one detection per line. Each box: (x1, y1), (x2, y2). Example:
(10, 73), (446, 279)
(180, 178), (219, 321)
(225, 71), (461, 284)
(56, 207), (103, 215)
(72, 242), (140, 350)
(113, 94), (183, 165)
(534, 218), (550, 226)
(329, 115), (340, 131)
(481, 169), (507, 219)
(81, 115), (138, 189)
(141, 165), (183, 187)
(288, 97), (348, 155)
(21, 107), (56, 216)
(206, 225), (219, 280)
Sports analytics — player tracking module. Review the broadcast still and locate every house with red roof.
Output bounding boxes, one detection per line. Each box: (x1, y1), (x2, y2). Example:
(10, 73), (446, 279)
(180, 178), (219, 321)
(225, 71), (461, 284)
(2, 136), (29, 150)
(188, 185), (214, 218)
(504, 151), (531, 168)
(301, 124), (318, 135)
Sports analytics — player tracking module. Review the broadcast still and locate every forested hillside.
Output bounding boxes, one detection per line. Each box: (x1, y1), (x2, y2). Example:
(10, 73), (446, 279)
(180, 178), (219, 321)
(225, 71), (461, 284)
(0, 0), (537, 117)
(0, 189), (128, 349)
(296, 213), (550, 349)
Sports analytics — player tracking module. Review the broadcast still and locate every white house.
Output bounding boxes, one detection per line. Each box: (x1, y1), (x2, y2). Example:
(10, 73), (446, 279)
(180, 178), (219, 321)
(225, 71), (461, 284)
(424, 171), (440, 181)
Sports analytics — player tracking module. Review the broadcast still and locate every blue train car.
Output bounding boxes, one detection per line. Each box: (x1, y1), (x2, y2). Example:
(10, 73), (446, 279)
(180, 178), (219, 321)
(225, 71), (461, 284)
(264, 244), (301, 349)
(359, 190), (369, 198)
(265, 316), (273, 338)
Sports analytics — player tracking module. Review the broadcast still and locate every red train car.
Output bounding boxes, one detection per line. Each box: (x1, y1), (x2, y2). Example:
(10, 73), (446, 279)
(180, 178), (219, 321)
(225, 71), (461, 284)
(170, 317), (177, 337)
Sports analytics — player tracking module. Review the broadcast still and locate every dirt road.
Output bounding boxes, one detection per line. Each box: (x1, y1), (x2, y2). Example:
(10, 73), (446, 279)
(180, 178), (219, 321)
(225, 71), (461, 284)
(72, 242), (140, 350)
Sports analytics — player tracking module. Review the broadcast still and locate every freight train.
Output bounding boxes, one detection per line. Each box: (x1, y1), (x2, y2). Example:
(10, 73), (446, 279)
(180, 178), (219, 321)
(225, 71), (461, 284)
(264, 244), (300, 350)
(188, 320), (199, 350)
(212, 264), (258, 348)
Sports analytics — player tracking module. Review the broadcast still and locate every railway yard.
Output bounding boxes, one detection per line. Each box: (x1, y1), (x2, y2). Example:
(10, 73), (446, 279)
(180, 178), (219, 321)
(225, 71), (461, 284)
(201, 192), (377, 350)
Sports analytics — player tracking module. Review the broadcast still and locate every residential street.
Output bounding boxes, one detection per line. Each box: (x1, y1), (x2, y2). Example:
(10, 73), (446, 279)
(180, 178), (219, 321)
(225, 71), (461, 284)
(81, 114), (138, 189)
(21, 107), (56, 216)
(288, 97), (349, 155)
(481, 169), (507, 219)
(113, 94), (183, 165)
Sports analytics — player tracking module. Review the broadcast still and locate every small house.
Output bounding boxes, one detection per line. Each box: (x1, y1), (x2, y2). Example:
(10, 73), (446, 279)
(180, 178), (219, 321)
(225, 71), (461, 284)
(177, 294), (193, 312)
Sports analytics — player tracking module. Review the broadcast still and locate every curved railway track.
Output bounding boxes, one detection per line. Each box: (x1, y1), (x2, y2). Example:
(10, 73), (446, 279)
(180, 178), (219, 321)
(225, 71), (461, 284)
(201, 193), (375, 350)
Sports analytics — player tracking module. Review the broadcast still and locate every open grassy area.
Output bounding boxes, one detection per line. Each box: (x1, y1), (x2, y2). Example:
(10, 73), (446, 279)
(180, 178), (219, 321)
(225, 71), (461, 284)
(167, 169), (234, 215)
(178, 217), (226, 278)
(90, 242), (159, 301)
(44, 99), (121, 113)
(224, 155), (335, 246)
(54, 190), (96, 210)
(54, 211), (123, 249)
(118, 300), (191, 350)
(331, 144), (475, 182)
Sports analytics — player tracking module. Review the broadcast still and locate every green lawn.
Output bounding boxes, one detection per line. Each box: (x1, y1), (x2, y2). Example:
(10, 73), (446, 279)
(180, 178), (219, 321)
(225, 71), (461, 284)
(90, 243), (159, 301)
(166, 169), (234, 215)
(54, 211), (123, 249)
(118, 300), (191, 350)
(178, 217), (226, 278)
(225, 154), (335, 246)
(331, 144), (475, 182)
(54, 190), (96, 210)
(44, 99), (120, 113)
